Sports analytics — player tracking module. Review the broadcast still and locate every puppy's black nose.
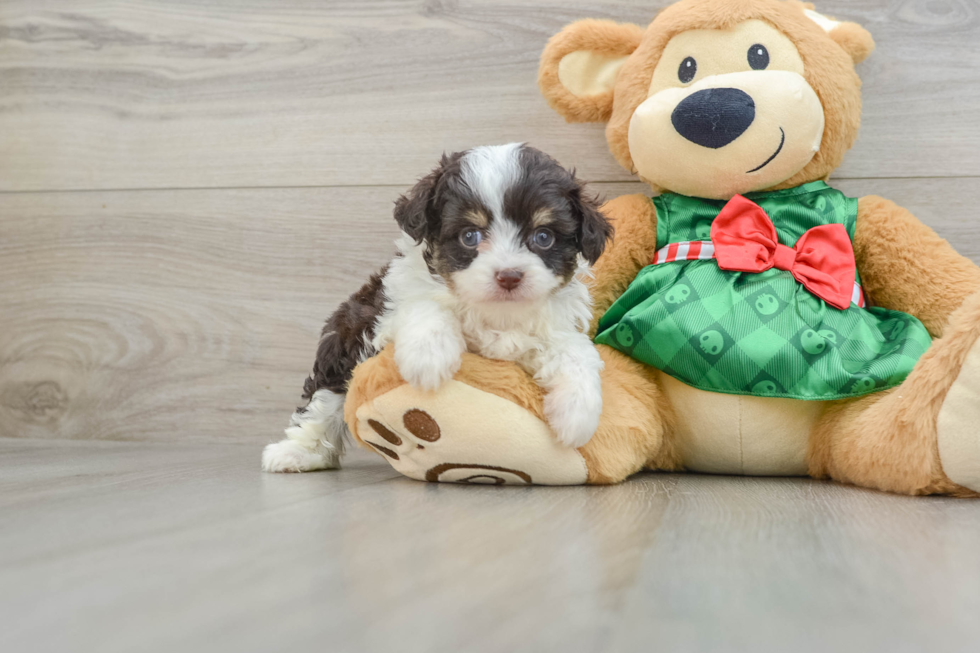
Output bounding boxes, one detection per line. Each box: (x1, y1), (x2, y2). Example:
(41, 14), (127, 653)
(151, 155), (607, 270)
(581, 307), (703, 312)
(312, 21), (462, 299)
(495, 269), (524, 291)
(671, 88), (755, 149)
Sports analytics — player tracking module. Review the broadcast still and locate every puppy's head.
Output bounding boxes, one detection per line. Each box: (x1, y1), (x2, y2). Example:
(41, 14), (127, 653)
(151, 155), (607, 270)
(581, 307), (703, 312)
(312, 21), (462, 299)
(394, 143), (612, 305)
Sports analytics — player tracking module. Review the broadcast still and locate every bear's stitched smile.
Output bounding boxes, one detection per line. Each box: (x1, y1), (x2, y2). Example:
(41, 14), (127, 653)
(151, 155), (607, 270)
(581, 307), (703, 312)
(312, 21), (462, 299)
(747, 127), (786, 173)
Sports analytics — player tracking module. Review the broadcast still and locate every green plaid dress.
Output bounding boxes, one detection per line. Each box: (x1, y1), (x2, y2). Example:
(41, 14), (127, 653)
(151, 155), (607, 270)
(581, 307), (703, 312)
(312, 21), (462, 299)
(594, 182), (932, 400)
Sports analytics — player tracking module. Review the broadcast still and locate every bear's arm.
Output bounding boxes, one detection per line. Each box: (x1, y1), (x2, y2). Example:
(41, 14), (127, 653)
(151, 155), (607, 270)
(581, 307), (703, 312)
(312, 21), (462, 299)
(854, 195), (980, 337)
(588, 194), (660, 335)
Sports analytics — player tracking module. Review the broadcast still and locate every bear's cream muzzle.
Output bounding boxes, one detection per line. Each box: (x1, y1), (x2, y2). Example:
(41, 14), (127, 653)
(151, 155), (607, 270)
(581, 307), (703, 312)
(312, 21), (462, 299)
(629, 70), (825, 199)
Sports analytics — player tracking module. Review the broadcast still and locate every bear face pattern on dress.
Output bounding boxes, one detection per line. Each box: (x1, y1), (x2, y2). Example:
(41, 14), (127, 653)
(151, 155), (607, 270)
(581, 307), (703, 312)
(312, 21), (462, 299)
(595, 182), (932, 400)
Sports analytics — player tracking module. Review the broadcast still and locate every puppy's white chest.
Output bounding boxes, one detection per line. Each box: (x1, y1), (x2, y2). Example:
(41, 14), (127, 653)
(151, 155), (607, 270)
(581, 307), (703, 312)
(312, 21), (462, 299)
(464, 326), (540, 364)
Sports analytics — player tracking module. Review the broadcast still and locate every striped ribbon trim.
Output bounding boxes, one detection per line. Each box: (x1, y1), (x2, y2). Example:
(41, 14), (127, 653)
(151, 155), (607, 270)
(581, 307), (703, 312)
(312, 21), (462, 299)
(652, 240), (867, 309)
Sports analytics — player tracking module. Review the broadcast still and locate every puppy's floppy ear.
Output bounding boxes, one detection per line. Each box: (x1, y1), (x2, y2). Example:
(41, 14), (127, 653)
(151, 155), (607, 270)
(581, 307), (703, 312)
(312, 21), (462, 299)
(570, 180), (613, 265)
(394, 153), (457, 243)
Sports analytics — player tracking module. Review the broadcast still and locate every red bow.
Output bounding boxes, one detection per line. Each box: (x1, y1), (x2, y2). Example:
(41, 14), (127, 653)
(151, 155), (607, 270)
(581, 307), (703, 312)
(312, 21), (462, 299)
(711, 195), (856, 311)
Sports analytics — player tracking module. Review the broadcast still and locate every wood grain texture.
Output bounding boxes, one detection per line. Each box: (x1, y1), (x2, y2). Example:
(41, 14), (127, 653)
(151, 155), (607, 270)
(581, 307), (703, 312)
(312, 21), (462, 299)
(1, 0), (979, 192)
(0, 185), (399, 443)
(1, 438), (978, 653)
(4, 3), (979, 649)
(0, 181), (639, 443)
(1, 178), (977, 445)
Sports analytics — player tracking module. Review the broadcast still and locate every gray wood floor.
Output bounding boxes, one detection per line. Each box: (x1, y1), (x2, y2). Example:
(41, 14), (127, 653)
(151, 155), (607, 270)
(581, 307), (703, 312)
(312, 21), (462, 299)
(2, 438), (979, 653)
(3, 1), (980, 651)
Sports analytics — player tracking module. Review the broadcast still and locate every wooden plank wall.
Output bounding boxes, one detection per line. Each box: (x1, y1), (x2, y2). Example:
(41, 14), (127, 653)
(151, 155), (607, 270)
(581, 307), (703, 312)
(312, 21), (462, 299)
(2, 0), (979, 444)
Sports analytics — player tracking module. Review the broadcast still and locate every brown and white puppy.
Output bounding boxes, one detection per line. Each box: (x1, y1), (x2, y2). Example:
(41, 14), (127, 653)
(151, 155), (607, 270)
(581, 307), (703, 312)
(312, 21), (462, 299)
(263, 143), (613, 472)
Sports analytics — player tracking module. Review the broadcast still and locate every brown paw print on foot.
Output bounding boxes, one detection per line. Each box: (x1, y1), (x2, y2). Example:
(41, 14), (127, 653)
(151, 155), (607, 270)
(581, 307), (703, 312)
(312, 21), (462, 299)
(355, 380), (589, 486)
(362, 408), (533, 485)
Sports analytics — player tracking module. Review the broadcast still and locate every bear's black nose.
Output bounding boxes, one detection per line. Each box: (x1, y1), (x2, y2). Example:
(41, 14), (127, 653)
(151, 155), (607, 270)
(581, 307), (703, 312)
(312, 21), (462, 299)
(671, 88), (756, 149)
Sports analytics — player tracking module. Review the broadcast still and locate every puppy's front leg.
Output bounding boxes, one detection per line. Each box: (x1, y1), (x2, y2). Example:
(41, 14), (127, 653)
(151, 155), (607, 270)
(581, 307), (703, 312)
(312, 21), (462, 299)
(536, 334), (605, 448)
(391, 302), (467, 392)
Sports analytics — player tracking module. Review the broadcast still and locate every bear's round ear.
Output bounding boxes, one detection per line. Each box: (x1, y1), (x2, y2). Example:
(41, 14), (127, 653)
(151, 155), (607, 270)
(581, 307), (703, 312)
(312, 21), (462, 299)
(538, 19), (645, 123)
(829, 21), (876, 64)
(803, 9), (876, 64)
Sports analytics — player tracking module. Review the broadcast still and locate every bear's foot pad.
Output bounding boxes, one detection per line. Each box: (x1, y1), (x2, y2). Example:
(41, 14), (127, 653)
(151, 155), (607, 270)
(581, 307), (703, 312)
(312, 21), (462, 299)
(938, 336), (980, 492)
(355, 380), (589, 486)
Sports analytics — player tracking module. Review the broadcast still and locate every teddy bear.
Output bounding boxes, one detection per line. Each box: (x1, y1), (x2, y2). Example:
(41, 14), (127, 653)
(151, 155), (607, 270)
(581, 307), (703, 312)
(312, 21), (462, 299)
(343, 0), (980, 497)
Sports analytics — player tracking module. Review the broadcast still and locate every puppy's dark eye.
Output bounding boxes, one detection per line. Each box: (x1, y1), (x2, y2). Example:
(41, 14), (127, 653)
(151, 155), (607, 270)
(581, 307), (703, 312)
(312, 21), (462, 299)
(678, 56), (697, 83)
(531, 228), (555, 250)
(459, 229), (483, 249)
(748, 44), (769, 70)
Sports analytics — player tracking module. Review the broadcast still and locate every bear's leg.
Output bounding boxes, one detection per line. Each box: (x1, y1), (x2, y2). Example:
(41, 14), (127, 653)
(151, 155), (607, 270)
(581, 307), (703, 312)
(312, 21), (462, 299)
(344, 346), (674, 485)
(809, 291), (980, 497)
(580, 346), (679, 483)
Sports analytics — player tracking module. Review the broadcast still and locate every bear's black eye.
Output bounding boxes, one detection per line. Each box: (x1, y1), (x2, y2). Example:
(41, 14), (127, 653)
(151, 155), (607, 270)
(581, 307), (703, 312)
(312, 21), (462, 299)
(678, 56), (697, 83)
(748, 44), (770, 70)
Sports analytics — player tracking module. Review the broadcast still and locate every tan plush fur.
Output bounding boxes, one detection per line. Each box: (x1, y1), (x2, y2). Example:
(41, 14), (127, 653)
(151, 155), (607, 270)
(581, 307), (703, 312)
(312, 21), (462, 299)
(344, 346), (408, 437)
(588, 194), (660, 334)
(346, 346), (549, 438)
(854, 196), (980, 337)
(345, 345), (680, 486)
(809, 291), (980, 497)
(540, 0), (868, 193)
(538, 20), (645, 123)
(344, 0), (980, 494)
(534, 0), (980, 494)
(829, 22), (876, 65)
(581, 347), (681, 484)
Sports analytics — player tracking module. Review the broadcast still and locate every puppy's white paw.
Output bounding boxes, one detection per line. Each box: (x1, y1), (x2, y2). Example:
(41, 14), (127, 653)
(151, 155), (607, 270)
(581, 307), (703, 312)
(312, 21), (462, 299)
(544, 385), (602, 449)
(395, 330), (465, 392)
(262, 439), (337, 473)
